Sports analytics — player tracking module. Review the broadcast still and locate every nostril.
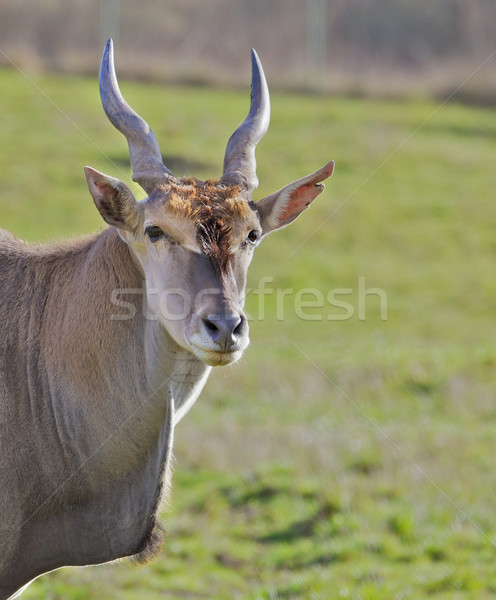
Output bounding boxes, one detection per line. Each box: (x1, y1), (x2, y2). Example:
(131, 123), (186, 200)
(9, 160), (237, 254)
(233, 316), (244, 336)
(202, 318), (219, 334)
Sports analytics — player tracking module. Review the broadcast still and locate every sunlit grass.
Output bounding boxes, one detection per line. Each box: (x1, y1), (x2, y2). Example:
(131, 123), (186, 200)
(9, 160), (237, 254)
(2, 66), (496, 598)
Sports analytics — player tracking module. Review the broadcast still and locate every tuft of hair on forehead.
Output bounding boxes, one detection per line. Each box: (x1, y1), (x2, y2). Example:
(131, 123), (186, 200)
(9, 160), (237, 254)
(163, 178), (251, 219)
(158, 177), (253, 273)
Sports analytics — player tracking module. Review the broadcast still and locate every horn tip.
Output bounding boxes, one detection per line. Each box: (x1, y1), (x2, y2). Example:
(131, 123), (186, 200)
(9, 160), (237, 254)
(250, 48), (262, 70)
(103, 38), (113, 59)
(249, 48), (268, 97)
(101, 38), (115, 81)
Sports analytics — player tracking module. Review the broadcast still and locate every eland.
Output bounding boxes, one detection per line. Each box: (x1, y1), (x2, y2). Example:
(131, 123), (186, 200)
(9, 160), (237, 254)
(0, 39), (334, 598)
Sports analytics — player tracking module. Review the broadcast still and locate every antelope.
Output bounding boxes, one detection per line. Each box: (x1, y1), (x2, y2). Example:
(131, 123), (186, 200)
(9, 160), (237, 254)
(0, 39), (334, 598)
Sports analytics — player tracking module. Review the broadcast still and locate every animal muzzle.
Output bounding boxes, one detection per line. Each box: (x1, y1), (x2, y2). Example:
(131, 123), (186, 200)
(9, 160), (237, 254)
(188, 309), (250, 366)
(200, 313), (247, 352)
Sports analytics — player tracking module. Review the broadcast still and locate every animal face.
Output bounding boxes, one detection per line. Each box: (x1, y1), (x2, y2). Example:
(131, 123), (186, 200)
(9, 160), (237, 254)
(127, 179), (261, 366)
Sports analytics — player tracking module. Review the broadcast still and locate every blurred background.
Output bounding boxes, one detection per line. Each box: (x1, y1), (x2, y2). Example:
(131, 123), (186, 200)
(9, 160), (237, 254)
(2, 0), (496, 102)
(2, 1), (496, 598)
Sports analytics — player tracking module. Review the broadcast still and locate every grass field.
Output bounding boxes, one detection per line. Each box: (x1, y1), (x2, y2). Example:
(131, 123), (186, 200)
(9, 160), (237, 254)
(1, 66), (496, 599)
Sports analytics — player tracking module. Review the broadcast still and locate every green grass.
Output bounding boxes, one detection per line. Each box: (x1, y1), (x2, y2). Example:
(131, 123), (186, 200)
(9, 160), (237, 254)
(2, 66), (496, 598)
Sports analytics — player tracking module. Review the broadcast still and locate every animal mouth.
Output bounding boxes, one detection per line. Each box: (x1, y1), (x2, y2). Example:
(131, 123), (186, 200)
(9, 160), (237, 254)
(189, 343), (243, 367)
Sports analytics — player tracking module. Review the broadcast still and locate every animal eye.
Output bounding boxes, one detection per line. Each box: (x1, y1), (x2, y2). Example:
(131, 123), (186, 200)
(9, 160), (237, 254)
(246, 230), (261, 244)
(145, 226), (165, 242)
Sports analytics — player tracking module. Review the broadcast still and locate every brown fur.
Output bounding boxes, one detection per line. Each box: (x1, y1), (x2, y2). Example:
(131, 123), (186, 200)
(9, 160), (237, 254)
(163, 178), (249, 218)
(154, 178), (252, 272)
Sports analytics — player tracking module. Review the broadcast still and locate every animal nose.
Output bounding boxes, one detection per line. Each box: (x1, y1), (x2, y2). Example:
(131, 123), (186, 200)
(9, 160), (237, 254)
(201, 314), (247, 351)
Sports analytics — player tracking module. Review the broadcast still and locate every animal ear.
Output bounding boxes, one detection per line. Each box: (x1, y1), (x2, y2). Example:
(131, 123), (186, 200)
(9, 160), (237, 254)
(256, 161), (334, 235)
(84, 167), (140, 231)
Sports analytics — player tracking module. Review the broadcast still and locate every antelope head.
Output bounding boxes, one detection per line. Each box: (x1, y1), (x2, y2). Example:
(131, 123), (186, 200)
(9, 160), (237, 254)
(85, 40), (334, 367)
